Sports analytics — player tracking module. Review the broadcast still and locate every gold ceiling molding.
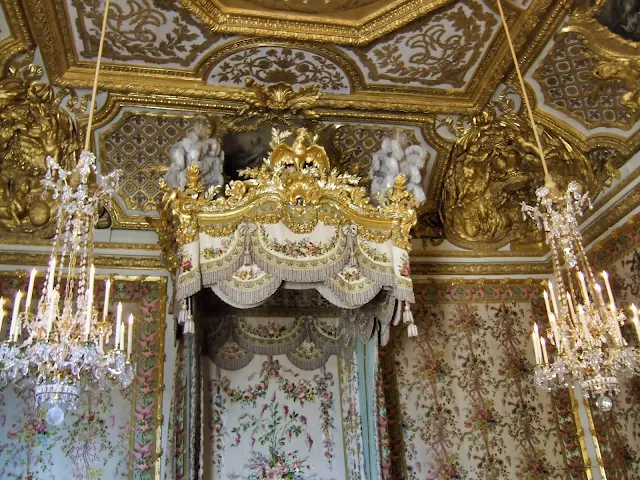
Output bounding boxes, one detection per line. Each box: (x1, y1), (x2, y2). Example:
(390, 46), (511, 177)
(410, 261), (552, 276)
(179, 0), (457, 46)
(0, 0), (33, 72)
(0, 251), (164, 270)
(581, 185), (640, 249)
(3, 0), (570, 116)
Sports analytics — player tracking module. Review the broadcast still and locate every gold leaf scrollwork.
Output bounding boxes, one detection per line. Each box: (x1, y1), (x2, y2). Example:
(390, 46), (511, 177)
(440, 102), (600, 251)
(0, 62), (83, 236)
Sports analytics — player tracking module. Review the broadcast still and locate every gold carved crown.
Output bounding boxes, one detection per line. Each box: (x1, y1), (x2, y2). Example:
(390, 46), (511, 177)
(152, 128), (417, 271)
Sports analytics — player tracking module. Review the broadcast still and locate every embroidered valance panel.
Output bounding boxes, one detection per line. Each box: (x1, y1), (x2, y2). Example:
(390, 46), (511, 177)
(176, 221), (413, 310)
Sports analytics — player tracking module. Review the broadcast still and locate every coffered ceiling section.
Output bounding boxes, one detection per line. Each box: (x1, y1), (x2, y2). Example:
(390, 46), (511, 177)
(14, 0), (566, 113)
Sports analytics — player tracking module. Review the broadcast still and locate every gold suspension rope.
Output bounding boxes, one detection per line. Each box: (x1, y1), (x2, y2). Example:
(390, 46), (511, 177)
(84, 0), (111, 151)
(495, 0), (550, 179)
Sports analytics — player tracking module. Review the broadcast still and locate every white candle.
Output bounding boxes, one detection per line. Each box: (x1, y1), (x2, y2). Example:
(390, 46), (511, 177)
(578, 305), (590, 343)
(127, 314), (133, 360)
(602, 271), (616, 310)
(610, 305), (623, 343)
(47, 258), (56, 301)
(85, 265), (95, 340)
(46, 289), (56, 338)
(594, 283), (605, 308)
(115, 302), (123, 349)
(577, 271), (590, 305)
(9, 291), (22, 342)
(0, 297), (4, 336)
(24, 268), (36, 314)
(543, 290), (553, 320)
(549, 313), (561, 352)
(533, 324), (542, 364)
(632, 305), (640, 346)
(567, 293), (578, 325)
(541, 337), (549, 364)
(103, 278), (111, 322)
(548, 281), (559, 316)
(120, 321), (125, 353)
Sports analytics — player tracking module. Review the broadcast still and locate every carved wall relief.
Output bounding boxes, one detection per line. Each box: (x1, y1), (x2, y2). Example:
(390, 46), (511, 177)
(0, 63), (82, 236)
(440, 102), (599, 251)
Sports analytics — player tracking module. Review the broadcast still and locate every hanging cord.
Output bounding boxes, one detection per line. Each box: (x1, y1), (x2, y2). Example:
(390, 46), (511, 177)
(84, 0), (111, 151)
(495, 0), (550, 180)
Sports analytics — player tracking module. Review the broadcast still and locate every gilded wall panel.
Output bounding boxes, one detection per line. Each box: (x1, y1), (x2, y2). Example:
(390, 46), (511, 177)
(348, 0), (498, 89)
(206, 45), (352, 93)
(533, 33), (637, 130)
(390, 281), (585, 479)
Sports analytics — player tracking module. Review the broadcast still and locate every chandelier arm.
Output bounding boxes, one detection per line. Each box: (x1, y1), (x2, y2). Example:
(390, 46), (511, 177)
(83, 0), (111, 152)
(494, 0), (549, 179)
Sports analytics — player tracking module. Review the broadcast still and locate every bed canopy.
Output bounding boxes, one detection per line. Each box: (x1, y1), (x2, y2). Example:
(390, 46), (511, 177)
(153, 126), (419, 344)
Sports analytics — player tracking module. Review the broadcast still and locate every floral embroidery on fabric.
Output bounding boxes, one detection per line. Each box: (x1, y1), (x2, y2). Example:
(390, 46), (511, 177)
(229, 392), (313, 480)
(339, 268), (362, 282)
(241, 320), (289, 339)
(399, 253), (411, 278)
(233, 265), (264, 281)
(359, 241), (391, 264)
(314, 372), (336, 467)
(203, 235), (234, 260)
(260, 225), (339, 258)
(180, 252), (193, 273)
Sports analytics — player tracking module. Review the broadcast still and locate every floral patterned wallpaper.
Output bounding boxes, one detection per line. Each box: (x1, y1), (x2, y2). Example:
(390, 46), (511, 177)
(0, 276), (167, 480)
(385, 281), (587, 480)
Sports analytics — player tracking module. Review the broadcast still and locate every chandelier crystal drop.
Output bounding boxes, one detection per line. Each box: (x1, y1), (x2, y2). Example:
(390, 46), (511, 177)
(522, 180), (640, 410)
(0, 151), (134, 426)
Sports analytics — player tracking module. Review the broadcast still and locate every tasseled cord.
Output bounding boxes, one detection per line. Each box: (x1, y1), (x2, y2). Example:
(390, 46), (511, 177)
(403, 301), (418, 338)
(178, 297), (195, 335)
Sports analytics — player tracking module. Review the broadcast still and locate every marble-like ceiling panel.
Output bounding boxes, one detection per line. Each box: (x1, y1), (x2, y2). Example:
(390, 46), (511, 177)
(66, 0), (224, 68)
(345, 0), (499, 89)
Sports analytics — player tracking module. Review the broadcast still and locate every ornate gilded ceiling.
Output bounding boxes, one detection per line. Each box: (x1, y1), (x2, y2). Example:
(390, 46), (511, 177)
(0, 0), (638, 262)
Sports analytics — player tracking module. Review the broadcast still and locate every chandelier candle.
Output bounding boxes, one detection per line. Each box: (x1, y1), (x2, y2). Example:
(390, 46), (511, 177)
(24, 268), (36, 313)
(9, 290), (21, 341)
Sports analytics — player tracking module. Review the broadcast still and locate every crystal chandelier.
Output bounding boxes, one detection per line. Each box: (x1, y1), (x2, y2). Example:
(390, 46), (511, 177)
(495, 0), (640, 409)
(522, 181), (639, 410)
(0, 0), (134, 426)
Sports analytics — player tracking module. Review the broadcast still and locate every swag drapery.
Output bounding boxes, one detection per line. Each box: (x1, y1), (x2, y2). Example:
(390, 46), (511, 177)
(156, 128), (418, 480)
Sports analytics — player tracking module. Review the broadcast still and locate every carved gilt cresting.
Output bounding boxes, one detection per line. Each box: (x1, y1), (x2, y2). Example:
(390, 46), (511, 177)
(560, 0), (640, 111)
(440, 99), (600, 251)
(150, 127), (417, 274)
(0, 63), (83, 235)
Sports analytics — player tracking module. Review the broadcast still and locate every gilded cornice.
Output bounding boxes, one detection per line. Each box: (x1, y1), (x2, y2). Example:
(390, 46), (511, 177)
(0, 251), (164, 270)
(581, 185), (640, 248)
(0, 0), (33, 71)
(410, 261), (552, 276)
(179, 0), (457, 46)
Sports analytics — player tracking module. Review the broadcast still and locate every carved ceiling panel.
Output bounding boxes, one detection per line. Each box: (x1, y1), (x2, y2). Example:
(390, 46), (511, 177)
(236, 0), (382, 14)
(207, 45), (352, 93)
(66, 0), (223, 67)
(347, 0), (499, 89)
(532, 33), (638, 130)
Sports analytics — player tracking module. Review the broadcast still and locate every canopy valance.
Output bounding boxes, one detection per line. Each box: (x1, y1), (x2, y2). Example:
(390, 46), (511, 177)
(152, 128), (419, 339)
